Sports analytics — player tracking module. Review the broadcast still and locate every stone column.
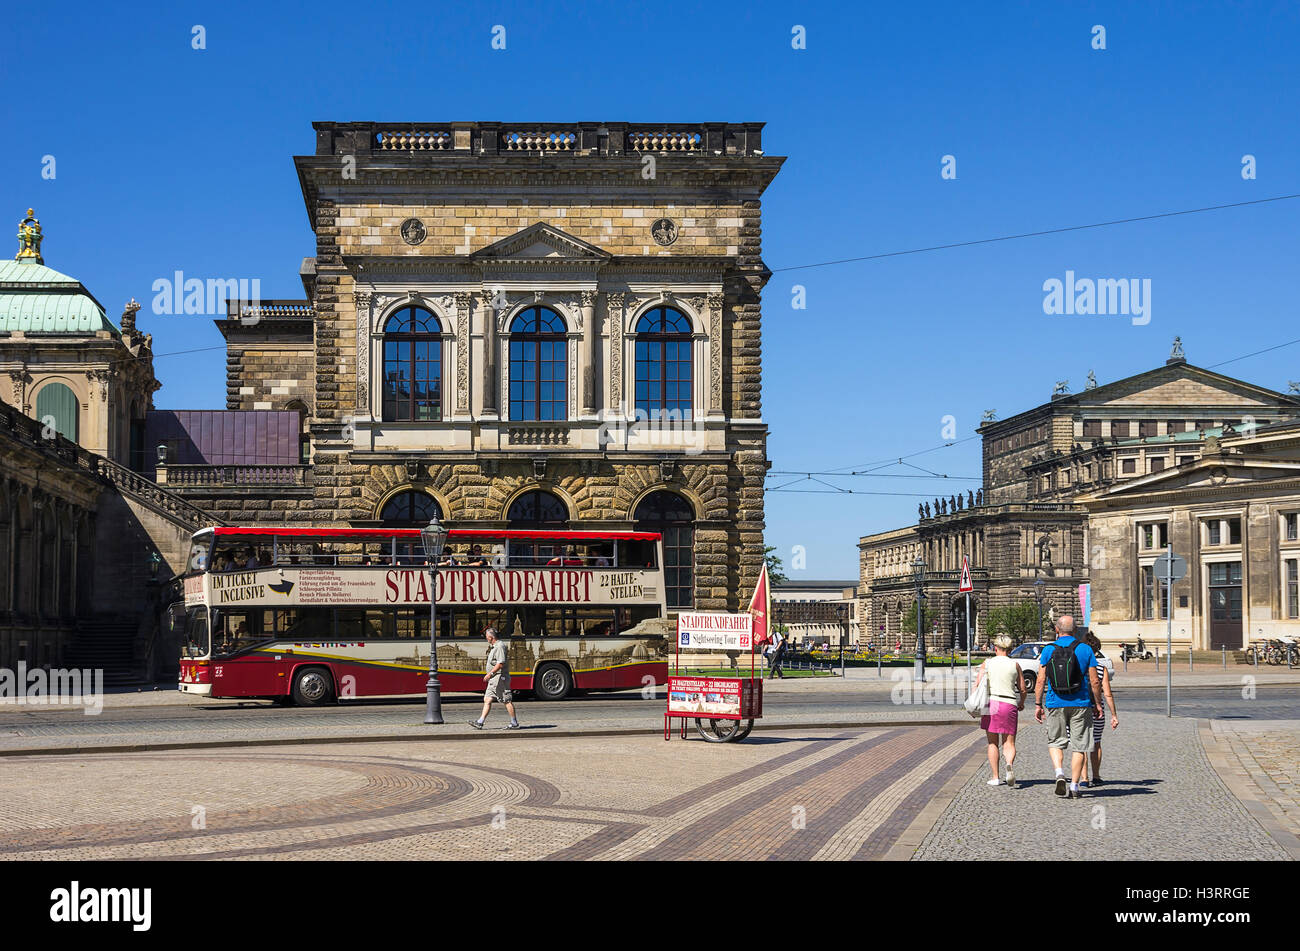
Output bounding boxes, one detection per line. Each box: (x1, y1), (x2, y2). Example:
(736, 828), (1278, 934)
(478, 292), (498, 416)
(581, 290), (598, 416)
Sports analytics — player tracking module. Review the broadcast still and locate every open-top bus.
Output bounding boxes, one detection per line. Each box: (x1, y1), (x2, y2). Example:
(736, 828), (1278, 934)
(173, 526), (670, 704)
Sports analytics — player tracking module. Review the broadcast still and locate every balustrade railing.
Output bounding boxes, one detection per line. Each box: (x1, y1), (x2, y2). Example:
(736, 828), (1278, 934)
(160, 464), (309, 487)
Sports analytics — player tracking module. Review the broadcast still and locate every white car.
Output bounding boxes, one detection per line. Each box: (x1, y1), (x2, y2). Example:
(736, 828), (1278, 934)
(1005, 641), (1051, 691)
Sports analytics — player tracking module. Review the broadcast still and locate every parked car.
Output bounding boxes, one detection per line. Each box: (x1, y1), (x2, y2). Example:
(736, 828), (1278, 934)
(1006, 641), (1052, 691)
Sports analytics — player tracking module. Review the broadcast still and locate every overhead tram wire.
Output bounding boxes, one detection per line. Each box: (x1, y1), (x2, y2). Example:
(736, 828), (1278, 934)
(770, 193), (1300, 274)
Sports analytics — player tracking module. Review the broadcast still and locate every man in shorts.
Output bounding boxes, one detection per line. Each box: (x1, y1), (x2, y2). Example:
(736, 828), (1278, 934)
(471, 627), (520, 730)
(1033, 615), (1103, 798)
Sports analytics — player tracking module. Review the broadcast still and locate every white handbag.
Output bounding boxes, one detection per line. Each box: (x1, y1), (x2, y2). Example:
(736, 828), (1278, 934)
(963, 670), (989, 718)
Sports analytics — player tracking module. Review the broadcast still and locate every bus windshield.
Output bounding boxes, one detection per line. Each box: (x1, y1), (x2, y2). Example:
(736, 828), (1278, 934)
(176, 605), (210, 659)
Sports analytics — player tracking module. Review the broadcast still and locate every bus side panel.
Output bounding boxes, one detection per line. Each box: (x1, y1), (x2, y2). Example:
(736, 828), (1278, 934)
(211, 655), (288, 699)
(319, 658), (486, 699)
(605, 661), (668, 690)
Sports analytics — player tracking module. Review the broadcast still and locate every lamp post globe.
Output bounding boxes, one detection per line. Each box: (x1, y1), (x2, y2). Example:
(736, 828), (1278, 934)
(420, 513), (450, 725)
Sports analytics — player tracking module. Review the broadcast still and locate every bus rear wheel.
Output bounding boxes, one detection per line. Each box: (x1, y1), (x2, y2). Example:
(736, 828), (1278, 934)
(292, 667), (335, 706)
(533, 664), (572, 701)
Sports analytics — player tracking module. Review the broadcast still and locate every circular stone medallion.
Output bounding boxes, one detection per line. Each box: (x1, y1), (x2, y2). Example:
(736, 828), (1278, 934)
(650, 218), (678, 246)
(400, 218), (427, 246)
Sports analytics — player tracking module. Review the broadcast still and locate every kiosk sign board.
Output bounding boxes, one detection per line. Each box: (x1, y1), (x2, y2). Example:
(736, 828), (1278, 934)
(666, 676), (763, 719)
(676, 612), (753, 652)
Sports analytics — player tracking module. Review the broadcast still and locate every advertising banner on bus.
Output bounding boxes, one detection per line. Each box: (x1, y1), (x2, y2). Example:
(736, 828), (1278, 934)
(675, 612), (753, 651)
(197, 566), (657, 608)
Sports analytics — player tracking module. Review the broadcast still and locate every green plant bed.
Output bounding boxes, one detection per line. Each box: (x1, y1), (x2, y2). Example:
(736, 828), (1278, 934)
(673, 667), (832, 679)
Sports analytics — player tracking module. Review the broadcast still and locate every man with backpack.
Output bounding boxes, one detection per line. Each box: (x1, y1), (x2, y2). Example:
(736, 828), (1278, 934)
(1033, 615), (1104, 799)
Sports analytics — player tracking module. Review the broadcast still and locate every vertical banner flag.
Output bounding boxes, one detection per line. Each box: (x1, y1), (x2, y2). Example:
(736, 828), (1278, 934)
(749, 562), (771, 648)
(1078, 583), (1092, 629)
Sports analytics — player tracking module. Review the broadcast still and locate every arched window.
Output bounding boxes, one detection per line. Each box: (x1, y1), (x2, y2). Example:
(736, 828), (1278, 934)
(635, 307), (692, 420)
(35, 382), (78, 443)
(382, 306), (443, 422)
(380, 490), (442, 525)
(509, 307), (567, 421)
(507, 489), (569, 565)
(634, 490), (695, 609)
(380, 490), (443, 566)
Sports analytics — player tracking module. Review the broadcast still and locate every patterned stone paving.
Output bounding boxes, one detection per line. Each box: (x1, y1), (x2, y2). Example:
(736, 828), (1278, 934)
(0, 725), (981, 861)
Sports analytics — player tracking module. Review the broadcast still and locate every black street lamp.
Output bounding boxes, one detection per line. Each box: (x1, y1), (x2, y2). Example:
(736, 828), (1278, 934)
(420, 513), (450, 725)
(1033, 577), (1046, 641)
(913, 556), (927, 682)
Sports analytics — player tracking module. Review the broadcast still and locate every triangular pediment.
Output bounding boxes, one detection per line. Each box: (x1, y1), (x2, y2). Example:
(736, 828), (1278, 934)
(470, 223), (610, 263)
(1073, 364), (1298, 411)
(1083, 456), (1300, 503)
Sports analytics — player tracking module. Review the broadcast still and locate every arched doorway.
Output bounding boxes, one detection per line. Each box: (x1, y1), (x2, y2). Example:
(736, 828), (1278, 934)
(633, 490), (696, 610)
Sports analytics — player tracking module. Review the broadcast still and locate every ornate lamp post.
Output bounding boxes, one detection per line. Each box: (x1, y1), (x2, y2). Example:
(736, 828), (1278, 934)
(420, 513), (450, 725)
(1033, 577), (1046, 641)
(913, 556), (927, 682)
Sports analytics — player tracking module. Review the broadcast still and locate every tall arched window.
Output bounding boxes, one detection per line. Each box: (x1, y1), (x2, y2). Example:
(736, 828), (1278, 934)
(382, 306), (443, 422)
(509, 307), (567, 421)
(634, 490), (695, 609)
(34, 382), (78, 442)
(635, 307), (693, 420)
(507, 489), (569, 565)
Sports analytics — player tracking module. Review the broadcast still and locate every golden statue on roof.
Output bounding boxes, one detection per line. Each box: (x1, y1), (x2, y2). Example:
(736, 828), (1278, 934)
(16, 209), (43, 264)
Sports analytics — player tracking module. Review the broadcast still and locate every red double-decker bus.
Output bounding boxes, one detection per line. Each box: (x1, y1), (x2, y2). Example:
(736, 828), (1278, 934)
(172, 526), (670, 705)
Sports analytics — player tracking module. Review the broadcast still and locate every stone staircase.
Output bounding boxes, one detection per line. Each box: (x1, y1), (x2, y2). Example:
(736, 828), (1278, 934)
(67, 617), (145, 686)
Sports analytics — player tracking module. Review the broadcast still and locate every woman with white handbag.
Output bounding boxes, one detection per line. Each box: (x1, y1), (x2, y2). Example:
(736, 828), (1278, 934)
(968, 633), (1026, 787)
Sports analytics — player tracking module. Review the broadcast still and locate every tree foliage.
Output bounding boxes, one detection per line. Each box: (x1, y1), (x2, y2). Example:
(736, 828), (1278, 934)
(983, 600), (1046, 644)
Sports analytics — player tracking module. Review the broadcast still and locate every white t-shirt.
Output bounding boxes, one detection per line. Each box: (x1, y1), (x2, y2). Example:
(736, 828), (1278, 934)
(984, 655), (1020, 702)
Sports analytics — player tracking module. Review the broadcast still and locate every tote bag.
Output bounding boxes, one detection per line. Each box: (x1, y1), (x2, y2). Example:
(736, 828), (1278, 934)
(962, 669), (988, 718)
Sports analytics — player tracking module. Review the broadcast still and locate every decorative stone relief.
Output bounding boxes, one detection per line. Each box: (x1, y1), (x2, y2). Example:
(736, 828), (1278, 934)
(455, 293), (473, 414)
(354, 292), (372, 412)
(707, 294), (724, 412)
(606, 293), (625, 411)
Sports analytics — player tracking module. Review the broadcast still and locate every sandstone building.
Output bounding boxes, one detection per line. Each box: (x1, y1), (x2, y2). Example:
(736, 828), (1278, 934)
(858, 345), (1300, 653)
(196, 120), (782, 614)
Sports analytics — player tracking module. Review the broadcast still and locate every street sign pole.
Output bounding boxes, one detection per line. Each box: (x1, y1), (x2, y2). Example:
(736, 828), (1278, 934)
(960, 555), (974, 688)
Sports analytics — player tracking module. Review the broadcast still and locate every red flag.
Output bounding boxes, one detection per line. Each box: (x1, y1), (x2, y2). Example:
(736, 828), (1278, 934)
(749, 562), (772, 648)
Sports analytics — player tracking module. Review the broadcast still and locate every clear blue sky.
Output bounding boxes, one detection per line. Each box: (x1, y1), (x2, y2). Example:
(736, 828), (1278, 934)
(4, 0), (1298, 580)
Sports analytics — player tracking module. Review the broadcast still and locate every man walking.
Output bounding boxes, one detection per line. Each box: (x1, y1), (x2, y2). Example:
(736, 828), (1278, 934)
(766, 628), (787, 680)
(1033, 615), (1103, 798)
(471, 627), (520, 730)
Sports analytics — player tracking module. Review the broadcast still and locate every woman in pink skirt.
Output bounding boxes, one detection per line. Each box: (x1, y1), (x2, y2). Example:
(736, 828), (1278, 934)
(973, 633), (1027, 787)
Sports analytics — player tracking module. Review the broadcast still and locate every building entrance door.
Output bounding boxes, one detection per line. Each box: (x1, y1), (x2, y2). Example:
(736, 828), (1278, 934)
(1208, 561), (1243, 649)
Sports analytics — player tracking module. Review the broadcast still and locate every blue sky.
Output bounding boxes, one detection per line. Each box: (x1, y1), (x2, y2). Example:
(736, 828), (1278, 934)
(4, 0), (1298, 579)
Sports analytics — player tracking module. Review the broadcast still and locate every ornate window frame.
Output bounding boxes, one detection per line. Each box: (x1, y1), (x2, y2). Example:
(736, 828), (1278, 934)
(500, 298), (578, 421)
(624, 295), (709, 420)
(367, 296), (455, 423)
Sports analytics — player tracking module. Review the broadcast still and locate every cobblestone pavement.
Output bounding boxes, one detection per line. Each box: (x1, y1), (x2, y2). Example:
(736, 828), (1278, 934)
(0, 725), (982, 860)
(912, 711), (1290, 861)
(1201, 719), (1300, 859)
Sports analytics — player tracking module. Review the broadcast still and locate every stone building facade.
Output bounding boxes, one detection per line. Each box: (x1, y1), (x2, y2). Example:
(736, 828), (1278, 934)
(193, 121), (782, 614)
(859, 347), (1300, 651)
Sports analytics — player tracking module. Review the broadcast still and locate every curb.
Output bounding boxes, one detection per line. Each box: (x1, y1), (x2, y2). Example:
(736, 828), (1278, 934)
(0, 717), (972, 759)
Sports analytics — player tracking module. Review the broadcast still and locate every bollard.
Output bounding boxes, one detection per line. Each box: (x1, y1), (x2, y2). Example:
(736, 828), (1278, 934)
(1123, 652), (1128, 674)
(1189, 645), (1193, 671)
(1155, 647), (1160, 671)
(1254, 643), (1259, 669)
(1222, 645), (1227, 669)
(877, 650), (882, 678)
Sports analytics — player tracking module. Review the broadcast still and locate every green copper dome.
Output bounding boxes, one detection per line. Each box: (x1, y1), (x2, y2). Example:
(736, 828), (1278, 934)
(1, 212), (119, 335)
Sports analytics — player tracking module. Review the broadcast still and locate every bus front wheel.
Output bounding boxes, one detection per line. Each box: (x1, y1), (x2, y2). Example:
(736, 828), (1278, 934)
(533, 664), (572, 701)
(292, 667), (335, 706)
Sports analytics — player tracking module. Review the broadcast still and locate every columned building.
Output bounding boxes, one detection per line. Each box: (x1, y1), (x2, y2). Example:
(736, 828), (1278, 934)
(201, 121), (782, 614)
(859, 345), (1300, 652)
